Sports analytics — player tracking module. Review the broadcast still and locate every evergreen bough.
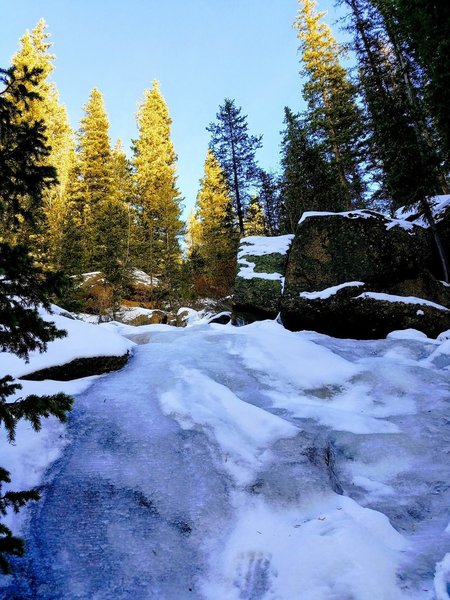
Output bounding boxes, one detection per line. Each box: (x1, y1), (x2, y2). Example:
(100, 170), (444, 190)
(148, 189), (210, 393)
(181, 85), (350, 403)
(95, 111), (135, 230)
(0, 66), (73, 574)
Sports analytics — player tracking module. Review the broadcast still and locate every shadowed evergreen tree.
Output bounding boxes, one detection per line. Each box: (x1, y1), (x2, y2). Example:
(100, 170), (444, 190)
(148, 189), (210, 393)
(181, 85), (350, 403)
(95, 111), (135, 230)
(133, 81), (183, 299)
(280, 107), (346, 233)
(341, 0), (448, 280)
(295, 0), (366, 209)
(381, 0), (450, 167)
(188, 149), (238, 297)
(207, 99), (262, 236)
(0, 66), (72, 574)
(257, 170), (282, 235)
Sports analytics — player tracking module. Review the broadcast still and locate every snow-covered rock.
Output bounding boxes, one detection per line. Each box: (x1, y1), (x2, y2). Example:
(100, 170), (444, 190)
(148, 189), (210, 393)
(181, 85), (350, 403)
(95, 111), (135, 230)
(233, 234), (294, 318)
(279, 210), (449, 337)
(1, 304), (134, 380)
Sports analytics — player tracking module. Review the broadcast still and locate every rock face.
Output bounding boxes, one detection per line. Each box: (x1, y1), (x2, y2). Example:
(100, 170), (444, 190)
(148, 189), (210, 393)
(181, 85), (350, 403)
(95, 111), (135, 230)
(21, 353), (130, 381)
(283, 210), (428, 294)
(233, 209), (450, 339)
(233, 235), (294, 320)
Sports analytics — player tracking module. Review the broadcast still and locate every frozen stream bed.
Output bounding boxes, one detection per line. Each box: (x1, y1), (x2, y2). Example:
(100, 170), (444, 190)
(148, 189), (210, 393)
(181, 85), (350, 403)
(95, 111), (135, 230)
(2, 320), (450, 599)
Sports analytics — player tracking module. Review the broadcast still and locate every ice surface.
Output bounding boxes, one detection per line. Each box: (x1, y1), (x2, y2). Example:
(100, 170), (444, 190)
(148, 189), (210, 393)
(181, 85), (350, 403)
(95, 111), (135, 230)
(2, 318), (450, 599)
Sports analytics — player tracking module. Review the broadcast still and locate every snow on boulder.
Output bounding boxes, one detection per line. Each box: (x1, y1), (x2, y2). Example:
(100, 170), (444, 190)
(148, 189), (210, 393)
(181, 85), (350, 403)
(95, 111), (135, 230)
(279, 209), (450, 338)
(395, 194), (450, 226)
(1, 305), (134, 381)
(287, 210), (427, 293)
(117, 306), (168, 326)
(395, 195), (450, 279)
(233, 234), (294, 319)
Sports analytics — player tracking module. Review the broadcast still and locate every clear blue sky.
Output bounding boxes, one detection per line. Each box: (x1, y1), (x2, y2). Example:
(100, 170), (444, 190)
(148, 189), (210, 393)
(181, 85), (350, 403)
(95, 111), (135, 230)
(2, 0), (343, 218)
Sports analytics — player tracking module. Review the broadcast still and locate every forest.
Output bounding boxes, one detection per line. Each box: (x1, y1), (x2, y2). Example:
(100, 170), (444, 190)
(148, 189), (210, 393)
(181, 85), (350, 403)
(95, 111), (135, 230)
(1, 0), (450, 595)
(2, 0), (449, 316)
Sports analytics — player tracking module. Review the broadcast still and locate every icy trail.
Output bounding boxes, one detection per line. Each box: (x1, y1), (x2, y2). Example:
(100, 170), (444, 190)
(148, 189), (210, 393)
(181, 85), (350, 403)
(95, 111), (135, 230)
(3, 321), (450, 599)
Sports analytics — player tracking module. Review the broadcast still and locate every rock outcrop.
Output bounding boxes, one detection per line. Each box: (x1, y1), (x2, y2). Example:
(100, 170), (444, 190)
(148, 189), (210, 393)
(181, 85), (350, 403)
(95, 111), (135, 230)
(21, 353), (130, 381)
(233, 235), (294, 320)
(232, 208), (450, 339)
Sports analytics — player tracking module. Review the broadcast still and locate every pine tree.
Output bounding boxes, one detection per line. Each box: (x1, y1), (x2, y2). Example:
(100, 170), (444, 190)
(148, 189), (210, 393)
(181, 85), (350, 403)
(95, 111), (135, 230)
(185, 209), (202, 257)
(0, 66), (72, 574)
(207, 99), (262, 236)
(280, 107), (346, 232)
(78, 88), (113, 209)
(385, 0), (450, 165)
(257, 170), (282, 235)
(76, 88), (114, 269)
(133, 81), (183, 298)
(10, 19), (74, 259)
(295, 0), (366, 209)
(92, 141), (133, 314)
(58, 158), (87, 275)
(341, 0), (448, 280)
(190, 149), (238, 297)
(244, 196), (266, 236)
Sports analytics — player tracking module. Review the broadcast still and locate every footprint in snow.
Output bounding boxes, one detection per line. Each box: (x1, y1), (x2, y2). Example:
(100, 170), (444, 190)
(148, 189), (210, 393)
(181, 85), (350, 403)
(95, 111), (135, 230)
(234, 551), (277, 599)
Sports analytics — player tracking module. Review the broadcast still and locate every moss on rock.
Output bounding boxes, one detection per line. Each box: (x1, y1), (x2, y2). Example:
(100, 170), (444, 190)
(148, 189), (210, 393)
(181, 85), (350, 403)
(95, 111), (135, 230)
(233, 250), (290, 318)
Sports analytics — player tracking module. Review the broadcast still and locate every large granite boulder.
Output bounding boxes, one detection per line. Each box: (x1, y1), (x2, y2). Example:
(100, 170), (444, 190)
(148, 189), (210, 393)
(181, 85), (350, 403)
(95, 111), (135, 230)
(283, 210), (428, 294)
(280, 281), (450, 339)
(230, 209), (450, 338)
(232, 235), (294, 320)
(280, 210), (450, 337)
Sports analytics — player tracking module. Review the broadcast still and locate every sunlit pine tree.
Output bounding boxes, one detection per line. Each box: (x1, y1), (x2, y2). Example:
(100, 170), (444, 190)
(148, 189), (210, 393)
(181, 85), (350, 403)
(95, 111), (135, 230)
(92, 140), (134, 313)
(133, 81), (183, 296)
(244, 196), (266, 236)
(191, 149), (238, 297)
(76, 88), (114, 269)
(10, 19), (74, 259)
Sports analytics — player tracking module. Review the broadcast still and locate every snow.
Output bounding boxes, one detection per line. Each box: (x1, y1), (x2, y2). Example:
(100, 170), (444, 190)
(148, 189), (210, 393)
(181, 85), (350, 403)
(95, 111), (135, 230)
(238, 234), (294, 258)
(395, 194), (450, 226)
(299, 281), (365, 300)
(130, 267), (159, 287)
(356, 291), (449, 311)
(434, 553), (450, 600)
(385, 217), (417, 231)
(237, 258), (285, 282)
(2, 314), (450, 598)
(387, 329), (437, 342)
(0, 304), (134, 379)
(237, 235), (294, 287)
(298, 209), (376, 224)
(298, 209), (422, 234)
(116, 305), (163, 323)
